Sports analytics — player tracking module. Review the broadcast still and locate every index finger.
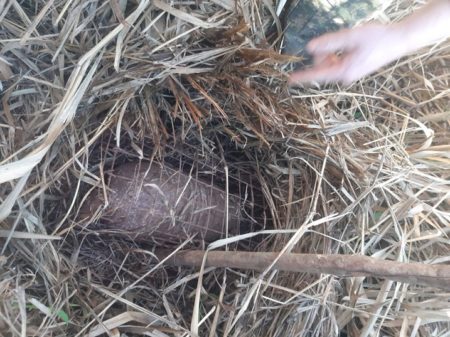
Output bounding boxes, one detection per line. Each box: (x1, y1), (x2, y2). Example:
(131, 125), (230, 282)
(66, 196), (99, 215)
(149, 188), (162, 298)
(288, 55), (347, 84)
(307, 26), (372, 55)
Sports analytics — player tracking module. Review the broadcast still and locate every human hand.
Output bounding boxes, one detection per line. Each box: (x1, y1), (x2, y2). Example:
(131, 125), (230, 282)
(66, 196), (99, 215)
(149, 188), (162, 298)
(289, 23), (406, 85)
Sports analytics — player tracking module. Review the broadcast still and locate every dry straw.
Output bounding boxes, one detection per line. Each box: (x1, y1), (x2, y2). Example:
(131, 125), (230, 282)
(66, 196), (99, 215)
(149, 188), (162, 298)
(1, 0), (449, 337)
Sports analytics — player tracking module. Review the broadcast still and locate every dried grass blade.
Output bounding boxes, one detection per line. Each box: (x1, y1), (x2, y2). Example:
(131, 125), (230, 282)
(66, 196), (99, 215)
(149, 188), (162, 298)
(153, 0), (223, 29)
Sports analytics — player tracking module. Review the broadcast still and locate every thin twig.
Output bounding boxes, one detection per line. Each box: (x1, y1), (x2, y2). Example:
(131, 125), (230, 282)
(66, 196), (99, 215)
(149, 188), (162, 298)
(161, 250), (450, 290)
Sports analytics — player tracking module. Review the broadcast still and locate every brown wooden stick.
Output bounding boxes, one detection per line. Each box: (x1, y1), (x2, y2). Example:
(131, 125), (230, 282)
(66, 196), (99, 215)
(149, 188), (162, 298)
(160, 250), (450, 290)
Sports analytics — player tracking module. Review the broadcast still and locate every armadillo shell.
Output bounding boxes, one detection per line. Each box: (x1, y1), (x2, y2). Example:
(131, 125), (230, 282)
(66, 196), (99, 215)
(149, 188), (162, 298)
(79, 162), (241, 244)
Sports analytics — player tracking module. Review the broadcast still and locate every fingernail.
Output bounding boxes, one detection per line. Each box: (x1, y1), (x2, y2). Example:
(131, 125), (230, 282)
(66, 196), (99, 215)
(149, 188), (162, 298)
(306, 40), (317, 53)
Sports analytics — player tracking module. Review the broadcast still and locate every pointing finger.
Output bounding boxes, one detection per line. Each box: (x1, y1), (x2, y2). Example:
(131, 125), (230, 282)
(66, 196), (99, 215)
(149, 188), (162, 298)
(289, 54), (347, 84)
(307, 24), (383, 55)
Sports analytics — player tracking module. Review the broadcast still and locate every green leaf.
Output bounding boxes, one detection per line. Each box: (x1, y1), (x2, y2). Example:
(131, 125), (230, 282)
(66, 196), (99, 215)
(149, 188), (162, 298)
(373, 210), (384, 221)
(56, 309), (70, 323)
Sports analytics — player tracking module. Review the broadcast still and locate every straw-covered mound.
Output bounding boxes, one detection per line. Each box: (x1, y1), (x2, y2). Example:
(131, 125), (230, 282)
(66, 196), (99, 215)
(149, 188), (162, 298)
(1, 1), (449, 336)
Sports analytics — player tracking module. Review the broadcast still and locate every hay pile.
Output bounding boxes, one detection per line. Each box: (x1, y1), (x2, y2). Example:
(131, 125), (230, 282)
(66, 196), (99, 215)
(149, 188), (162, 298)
(1, 1), (449, 336)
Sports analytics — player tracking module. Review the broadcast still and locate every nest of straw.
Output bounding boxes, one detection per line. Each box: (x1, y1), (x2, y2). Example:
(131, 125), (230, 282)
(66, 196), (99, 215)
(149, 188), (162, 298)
(1, 0), (450, 336)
